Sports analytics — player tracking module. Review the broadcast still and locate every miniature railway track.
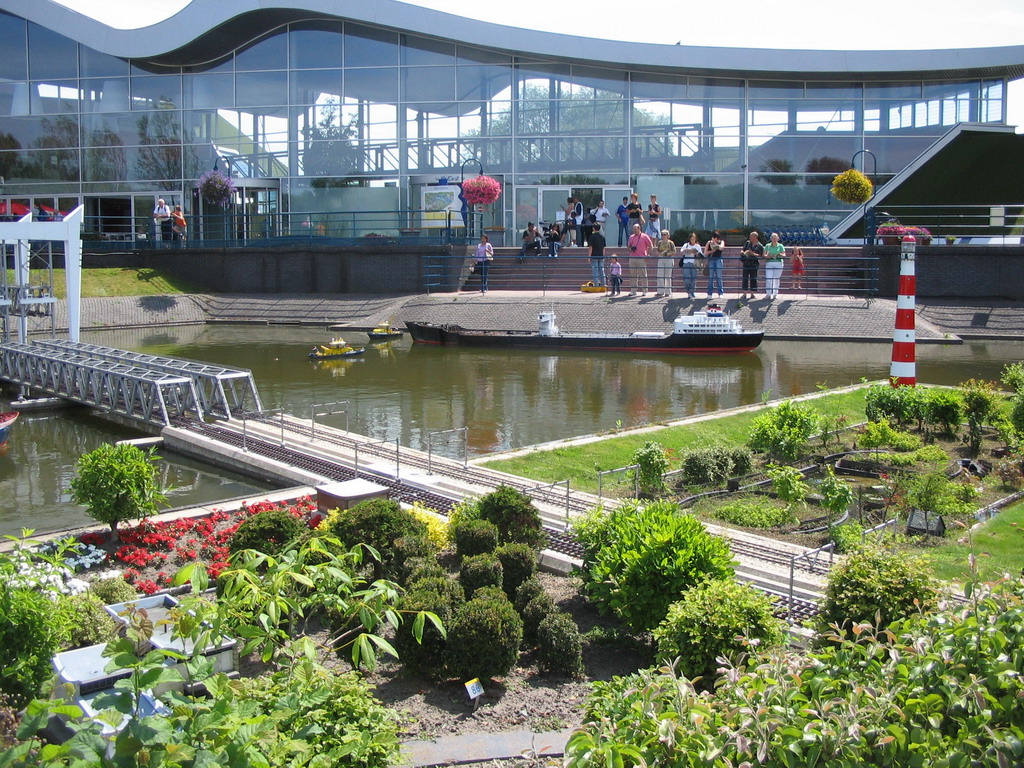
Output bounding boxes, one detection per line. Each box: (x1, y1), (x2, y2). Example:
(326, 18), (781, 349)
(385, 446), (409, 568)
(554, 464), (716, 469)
(177, 416), (821, 617)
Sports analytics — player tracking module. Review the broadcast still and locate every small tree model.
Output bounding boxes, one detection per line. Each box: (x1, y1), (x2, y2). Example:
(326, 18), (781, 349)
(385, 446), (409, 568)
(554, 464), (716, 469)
(70, 443), (165, 536)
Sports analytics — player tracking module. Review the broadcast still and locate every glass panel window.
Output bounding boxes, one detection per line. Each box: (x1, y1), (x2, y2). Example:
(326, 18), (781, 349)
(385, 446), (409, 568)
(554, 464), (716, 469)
(805, 82), (862, 98)
(291, 69), (343, 105)
(866, 82), (921, 100)
(569, 65), (626, 99)
(235, 30), (288, 71)
(345, 67), (399, 104)
(34, 81), (81, 114)
(0, 14), (27, 81)
(687, 78), (742, 99)
(28, 23), (77, 80)
(184, 74), (233, 109)
(344, 24), (399, 67)
(80, 47), (128, 79)
(131, 76), (181, 110)
(631, 73), (686, 101)
(25, 114), (79, 148)
(517, 61), (571, 99)
(13, 148), (79, 182)
(748, 81), (804, 98)
(83, 78), (128, 113)
(236, 71), (287, 107)
(457, 64), (512, 102)
(749, 135), (860, 177)
(290, 20), (343, 69)
(402, 36), (455, 66)
(402, 66), (456, 102)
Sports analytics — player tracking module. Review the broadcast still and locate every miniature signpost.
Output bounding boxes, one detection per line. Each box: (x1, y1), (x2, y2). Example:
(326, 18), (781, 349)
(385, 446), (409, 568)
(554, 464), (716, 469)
(464, 678), (484, 710)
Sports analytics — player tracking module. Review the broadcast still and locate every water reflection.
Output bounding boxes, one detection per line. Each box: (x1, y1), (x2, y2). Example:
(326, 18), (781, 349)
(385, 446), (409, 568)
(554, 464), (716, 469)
(2, 321), (1022, 535)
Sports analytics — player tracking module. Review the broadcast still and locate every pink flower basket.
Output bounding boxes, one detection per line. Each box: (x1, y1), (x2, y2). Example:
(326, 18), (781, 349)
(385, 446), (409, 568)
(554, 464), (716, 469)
(461, 175), (502, 206)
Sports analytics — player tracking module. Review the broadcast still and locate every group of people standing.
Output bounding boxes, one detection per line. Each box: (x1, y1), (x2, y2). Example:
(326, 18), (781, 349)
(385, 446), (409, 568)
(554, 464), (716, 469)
(152, 198), (187, 245)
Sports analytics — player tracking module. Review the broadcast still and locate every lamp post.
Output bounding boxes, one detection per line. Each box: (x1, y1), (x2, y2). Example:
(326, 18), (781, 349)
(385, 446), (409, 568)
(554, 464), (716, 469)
(851, 149), (877, 245)
(460, 158), (484, 236)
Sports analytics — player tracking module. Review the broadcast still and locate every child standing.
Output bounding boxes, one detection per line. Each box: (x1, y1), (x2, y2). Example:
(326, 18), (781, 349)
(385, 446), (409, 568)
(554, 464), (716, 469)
(791, 246), (805, 291)
(608, 257), (622, 296)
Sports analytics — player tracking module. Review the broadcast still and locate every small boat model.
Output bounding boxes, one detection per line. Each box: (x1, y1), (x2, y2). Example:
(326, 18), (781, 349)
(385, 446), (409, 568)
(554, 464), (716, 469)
(0, 411), (18, 446)
(367, 322), (403, 341)
(308, 338), (366, 359)
(406, 304), (763, 353)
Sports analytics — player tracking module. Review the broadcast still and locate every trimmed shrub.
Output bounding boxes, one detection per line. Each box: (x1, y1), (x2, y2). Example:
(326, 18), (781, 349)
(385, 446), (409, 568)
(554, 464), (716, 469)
(922, 387), (964, 435)
(229, 507), (305, 556)
(514, 577), (545, 614)
(321, 498), (427, 580)
(405, 557), (445, 584)
(748, 400), (820, 461)
(654, 578), (787, 685)
(681, 445), (752, 487)
(537, 612), (584, 678)
(632, 441), (669, 495)
(452, 518), (499, 558)
(394, 585), (457, 678)
(865, 383), (925, 427)
(459, 553), (503, 597)
(573, 500), (734, 632)
(56, 593), (122, 650)
(476, 486), (547, 549)
(89, 576), (137, 605)
(495, 543), (536, 598)
(710, 496), (797, 529)
(445, 592), (524, 680)
(521, 592), (556, 643)
(444, 499), (481, 544)
(393, 532), (437, 586)
(409, 502), (449, 549)
(817, 545), (938, 633)
(408, 575), (465, 608)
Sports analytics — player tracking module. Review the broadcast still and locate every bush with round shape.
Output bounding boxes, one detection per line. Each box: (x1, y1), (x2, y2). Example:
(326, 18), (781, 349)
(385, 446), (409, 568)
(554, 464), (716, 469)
(408, 575), (464, 608)
(830, 522), (864, 554)
(57, 593), (122, 650)
(495, 542), (536, 598)
(228, 507), (305, 556)
(444, 499), (481, 544)
(69, 443), (166, 535)
(476, 486), (547, 549)
(394, 585), (456, 678)
(922, 387), (964, 435)
(537, 612), (584, 678)
(452, 518), (498, 558)
(89, 576), (137, 605)
(817, 545), (937, 633)
(0, 586), (64, 708)
(321, 498), (427, 580)
(514, 577), (545, 614)
(748, 400), (820, 461)
(444, 591), (524, 680)
(521, 592), (556, 643)
(459, 553), (503, 597)
(405, 557), (445, 585)
(631, 441), (669, 495)
(409, 502), (449, 549)
(393, 532), (437, 586)
(575, 500), (734, 632)
(830, 168), (872, 204)
(654, 578), (786, 686)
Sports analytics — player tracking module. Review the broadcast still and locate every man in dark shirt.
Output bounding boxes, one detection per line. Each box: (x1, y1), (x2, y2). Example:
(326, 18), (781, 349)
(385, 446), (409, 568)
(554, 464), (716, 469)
(615, 196), (629, 246)
(740, 231), (764, 299)
(518, 222), (542, 262)
(588, 222), (607, 287)
(626, 193), (644, 233)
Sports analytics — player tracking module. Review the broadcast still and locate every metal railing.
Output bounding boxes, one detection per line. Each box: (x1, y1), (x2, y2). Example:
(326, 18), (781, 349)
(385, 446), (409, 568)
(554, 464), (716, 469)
(867, 204), (1024, 244)
(310, 400), (350, 440)
(789, 541), (835, 606)
(426, 427), (468, 473)
(524, 479), (573, 529)
(80, 208), (483, 250)
(596, 464), (640, 501)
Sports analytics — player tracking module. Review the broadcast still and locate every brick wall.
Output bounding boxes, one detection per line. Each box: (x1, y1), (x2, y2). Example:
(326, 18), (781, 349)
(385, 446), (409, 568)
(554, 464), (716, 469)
(872, 246), (1024, 299)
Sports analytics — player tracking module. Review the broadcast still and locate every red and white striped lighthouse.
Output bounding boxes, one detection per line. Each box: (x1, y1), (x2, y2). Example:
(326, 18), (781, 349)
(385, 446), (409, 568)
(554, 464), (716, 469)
(889, 234), (917, 386)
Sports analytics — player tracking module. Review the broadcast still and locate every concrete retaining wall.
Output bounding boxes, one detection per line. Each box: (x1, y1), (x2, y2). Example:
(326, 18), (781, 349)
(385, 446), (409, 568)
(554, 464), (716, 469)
(873, 245), (1024, 299)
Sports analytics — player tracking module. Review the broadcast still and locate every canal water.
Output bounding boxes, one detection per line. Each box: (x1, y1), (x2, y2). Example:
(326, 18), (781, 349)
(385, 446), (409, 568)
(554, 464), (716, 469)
(3, 322), (1022, 535)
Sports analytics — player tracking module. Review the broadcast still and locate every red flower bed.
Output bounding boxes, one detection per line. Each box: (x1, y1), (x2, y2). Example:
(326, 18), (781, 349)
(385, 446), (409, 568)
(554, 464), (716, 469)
(78, 497), (318, 592)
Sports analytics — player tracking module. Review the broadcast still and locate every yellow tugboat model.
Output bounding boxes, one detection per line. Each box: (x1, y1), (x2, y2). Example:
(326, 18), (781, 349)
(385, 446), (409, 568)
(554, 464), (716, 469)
(367, 320), (404, 341)
(309, 338), (366, 359)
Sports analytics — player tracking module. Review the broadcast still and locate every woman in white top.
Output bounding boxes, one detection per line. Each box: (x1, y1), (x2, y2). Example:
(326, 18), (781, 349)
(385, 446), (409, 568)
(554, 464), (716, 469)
(764, 232), (786, 299)
(475, 234), (494, 293)
(655, 229), (676, 297)
(679, 232), (702, 298)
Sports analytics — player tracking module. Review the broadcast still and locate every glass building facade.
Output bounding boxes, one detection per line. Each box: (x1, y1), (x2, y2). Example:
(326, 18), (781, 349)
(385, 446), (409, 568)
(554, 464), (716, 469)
(0, 5), (1016, 238)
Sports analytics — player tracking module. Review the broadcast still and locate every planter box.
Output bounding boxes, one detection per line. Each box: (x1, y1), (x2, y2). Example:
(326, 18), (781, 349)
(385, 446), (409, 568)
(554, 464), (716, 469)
(316, 479), (389, 513)
(103, 594), (180, 630)
(52, 643), (132, 698)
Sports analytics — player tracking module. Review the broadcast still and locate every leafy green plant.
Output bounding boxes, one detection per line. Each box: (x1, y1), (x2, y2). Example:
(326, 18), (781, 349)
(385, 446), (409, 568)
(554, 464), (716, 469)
(69, 443), (165, 535)
(0, 585), (63, 708)
(393, 584), (457, 678)
(393, 532), (437, 585)
(521, 592), (556, 643)
(960, 378), (1000, 455)
(654, 578), (786, 685)
(227, 507), (304, 556)
(537, 612), (585, 678)
(459, 553), (503, 597)
(817, 465), (855, 518)
(817, 544), (937, 632)
(573, 500), (734, 632)
(829, 521), (864, 553)
(495, 542), (536, 599)
(680, 445), (752, 486)
(88, 576), (137, 605)
(1001, 361), (1024, 393)
(476, 486), (547, 549)
(631, 441), (668, 495)
(514, 577), (546, 614)
(768, 464), (809, 509)
(706, 495), (797, 529)
(55, 593), (121, 651)
(444, 591), (524, 680)
(748, 400), (820, 460)
(922, 386), (964, 435)
(451, 518), (499, 558)
(321, 498), (428, 580)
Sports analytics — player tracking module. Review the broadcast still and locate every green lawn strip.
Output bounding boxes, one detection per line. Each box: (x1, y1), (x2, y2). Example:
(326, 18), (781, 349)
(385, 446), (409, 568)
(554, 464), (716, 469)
(6, 267), (200, 298)
(480, 388), (868, 494)
(921, 501), (1024, 582)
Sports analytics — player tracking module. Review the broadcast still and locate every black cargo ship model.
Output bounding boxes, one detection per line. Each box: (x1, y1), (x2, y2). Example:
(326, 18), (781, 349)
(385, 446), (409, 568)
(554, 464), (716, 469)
(405, 305), (763, 353)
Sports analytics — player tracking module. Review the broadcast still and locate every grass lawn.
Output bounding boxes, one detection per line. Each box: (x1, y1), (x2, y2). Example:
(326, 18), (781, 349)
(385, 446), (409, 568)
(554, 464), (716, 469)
(921, 501), (1024, 582)
(6, 267), (200, 298)
(479, 388), (868, 494)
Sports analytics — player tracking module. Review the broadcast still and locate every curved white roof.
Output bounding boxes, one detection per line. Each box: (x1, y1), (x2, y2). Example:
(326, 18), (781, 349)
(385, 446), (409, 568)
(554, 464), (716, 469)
(4, 0), (1024, 80)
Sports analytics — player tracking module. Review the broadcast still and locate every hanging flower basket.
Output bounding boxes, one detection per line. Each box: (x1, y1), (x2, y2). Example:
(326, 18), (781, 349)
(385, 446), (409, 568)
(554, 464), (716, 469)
(830, 169), (873, 205)
(461, 175), (501, 206)
(198, 170), (236, 208)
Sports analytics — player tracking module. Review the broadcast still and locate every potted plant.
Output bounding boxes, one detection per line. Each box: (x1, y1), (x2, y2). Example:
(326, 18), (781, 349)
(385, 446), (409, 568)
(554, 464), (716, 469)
(876, 220), (932, 246)
(197, 170), (235, 208)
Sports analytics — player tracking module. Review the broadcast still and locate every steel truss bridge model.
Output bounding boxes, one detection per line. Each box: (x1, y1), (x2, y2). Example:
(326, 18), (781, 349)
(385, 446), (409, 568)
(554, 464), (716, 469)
(0, 340), (262, 427)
